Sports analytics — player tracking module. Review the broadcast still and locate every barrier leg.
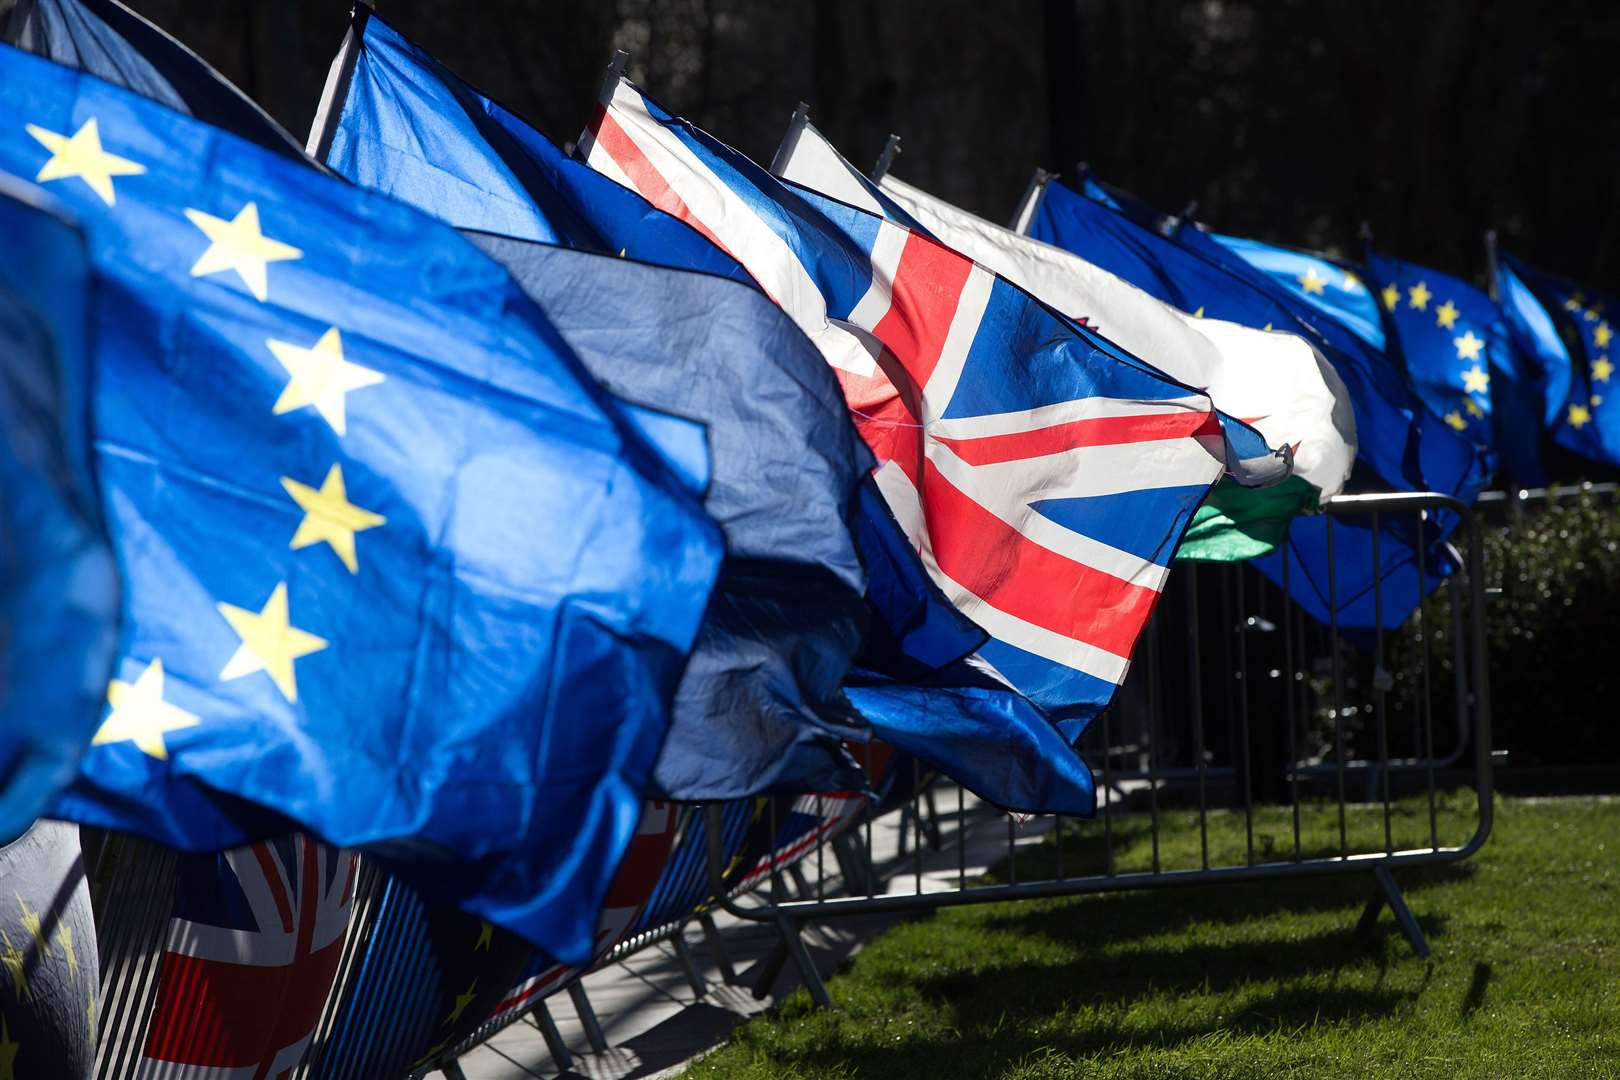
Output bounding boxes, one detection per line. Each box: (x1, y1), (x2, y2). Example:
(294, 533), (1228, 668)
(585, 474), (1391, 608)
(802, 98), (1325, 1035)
(670, 927), (708, 999)
(921, 787), (944, 851)
(787, 863), (814, 899)
(439, 1061), (467, 1080)
(776, 914), (832, 1008)
(750, 939), (788, 1000)
(698, 911), (738, 984)
(1355, 864), (1431, 958)
(566, 981), (609, 1053)
(528, 999), (573, 1071)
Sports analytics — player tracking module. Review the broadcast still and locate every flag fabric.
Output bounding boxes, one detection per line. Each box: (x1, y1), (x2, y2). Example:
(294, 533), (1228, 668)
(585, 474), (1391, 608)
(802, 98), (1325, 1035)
(137, 836), (357, 1078)
(1495, 254), (1620, 469)
(452, 234), (874, 799)
(1027, 175), (1489, 630)
(1366, 252), (1544, 484)
(0, 178), (120, 842)
(581, 77), (1279, 744)
(317, 9), (747, 283)
(3, 42), (723, 965)
(317, 12), (886, 797)
(0, 820), (98, 1080)
(6, 0), (312, 162)
(778, 146), (1353, 562)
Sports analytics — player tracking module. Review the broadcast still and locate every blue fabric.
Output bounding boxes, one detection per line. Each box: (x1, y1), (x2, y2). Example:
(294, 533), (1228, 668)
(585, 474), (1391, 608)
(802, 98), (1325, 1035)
(0, 180), (119, 843)
(326, 10), (747, 283)
(3, 43), (723, 965)
(1030, 177), (1489, 631)
(7, 0), (311, 161)
(1366, 253), (1543, 485)
(1495, 253), (1620, 469)
(458, 234), (875, 798)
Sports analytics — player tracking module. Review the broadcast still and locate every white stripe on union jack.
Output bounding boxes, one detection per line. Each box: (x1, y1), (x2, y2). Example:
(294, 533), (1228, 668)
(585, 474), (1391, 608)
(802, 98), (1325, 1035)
(584, 80), (1226, 708)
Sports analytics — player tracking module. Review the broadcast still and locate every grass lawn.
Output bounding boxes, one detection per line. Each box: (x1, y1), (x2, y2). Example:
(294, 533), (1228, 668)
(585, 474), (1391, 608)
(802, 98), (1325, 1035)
(680, 794), (1619, 1079)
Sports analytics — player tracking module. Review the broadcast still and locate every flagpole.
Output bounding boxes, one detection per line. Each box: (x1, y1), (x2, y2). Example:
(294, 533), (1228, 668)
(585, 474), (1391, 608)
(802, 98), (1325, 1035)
(1484, 229), (1501, 302)
(769, 101), (811, 177)
(305, 2), (373, 160)
(1008, 167), (1055, 234)
(870, 134), (901, 183)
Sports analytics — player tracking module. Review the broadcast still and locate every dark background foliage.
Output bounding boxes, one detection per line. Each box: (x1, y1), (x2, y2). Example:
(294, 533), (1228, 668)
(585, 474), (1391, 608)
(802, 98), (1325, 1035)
(10, 0), (1620, 295)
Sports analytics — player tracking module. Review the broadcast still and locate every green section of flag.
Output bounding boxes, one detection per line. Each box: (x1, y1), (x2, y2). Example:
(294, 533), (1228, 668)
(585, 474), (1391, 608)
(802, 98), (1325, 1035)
(1175, 475), (1318, 562)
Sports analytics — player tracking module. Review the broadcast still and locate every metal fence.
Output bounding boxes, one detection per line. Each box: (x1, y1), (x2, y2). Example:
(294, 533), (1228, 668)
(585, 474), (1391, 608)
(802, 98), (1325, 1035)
(81, 490), (1500, 1076)
(700, 491), (1497, 1008)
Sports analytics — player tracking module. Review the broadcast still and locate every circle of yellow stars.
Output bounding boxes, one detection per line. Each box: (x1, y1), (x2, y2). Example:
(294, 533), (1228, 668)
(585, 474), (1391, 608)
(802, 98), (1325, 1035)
(1379, 275), (1491, 433)
(1559, 293), (1612, 430)
(24, 115), (389, 760)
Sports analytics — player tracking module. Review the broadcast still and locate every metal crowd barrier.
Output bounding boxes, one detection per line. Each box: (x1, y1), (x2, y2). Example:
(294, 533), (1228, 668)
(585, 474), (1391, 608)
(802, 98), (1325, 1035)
(81, 491), (1498, 1076)
(701, 491), (1496, 1008)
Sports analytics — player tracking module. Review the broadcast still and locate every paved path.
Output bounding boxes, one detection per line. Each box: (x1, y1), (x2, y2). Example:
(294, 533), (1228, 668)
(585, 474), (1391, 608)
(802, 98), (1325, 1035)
(443, 785), (1047, 1079)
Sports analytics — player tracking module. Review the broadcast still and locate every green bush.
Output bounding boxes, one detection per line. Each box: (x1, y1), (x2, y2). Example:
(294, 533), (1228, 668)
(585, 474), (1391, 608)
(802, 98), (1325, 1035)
(1390, 491), (1620, 769)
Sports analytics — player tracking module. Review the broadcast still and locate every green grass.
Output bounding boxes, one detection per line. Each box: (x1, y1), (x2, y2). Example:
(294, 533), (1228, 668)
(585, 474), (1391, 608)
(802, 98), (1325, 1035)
(680, 795), (1620, 1079)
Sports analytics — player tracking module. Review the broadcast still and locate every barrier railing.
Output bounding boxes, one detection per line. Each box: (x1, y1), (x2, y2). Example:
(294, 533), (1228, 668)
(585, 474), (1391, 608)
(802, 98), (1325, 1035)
(701, 492), (1496, 1008)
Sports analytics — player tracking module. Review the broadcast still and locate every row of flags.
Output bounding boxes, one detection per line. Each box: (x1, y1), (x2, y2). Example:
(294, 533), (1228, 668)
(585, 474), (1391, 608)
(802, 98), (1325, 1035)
(0, 0), (1615, 1072)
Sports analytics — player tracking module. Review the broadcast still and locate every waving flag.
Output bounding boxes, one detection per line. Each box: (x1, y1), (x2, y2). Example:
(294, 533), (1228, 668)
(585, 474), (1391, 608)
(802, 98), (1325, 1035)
(581, 75), (1276, 729)
(3, 40), (722, 965)
(1366, 252), (1544, 484)
(7, 0), (312, 161)
(773, 123), (1348, 561)
(0, 178), (119, 841)
(1496, 253), (1620, 469)
(137, 837), (356, 1078)
(1028, 174), (1488, 630)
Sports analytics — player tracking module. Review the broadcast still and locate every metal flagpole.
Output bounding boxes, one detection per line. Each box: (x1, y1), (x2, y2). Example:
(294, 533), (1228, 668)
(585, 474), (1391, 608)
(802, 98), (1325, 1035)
(1484, 229), (1501, 302)
(870, 134), (902, 183)
(305, 2), (373, 160)
(1008, 167), (1056, 233)
(769, 101), (811, 177)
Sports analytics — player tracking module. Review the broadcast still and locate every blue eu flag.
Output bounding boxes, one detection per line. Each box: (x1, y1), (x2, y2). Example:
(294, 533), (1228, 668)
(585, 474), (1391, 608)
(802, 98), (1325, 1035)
(1496, 252), (1620, 469)
(1366, 252), (1544, 485)
(319, 9), (748, 283)
(1, 42), (723, 965)
(0, 177), (119, 842)
(1028, 176), (1488, 631)
(7, 0), (312, 161)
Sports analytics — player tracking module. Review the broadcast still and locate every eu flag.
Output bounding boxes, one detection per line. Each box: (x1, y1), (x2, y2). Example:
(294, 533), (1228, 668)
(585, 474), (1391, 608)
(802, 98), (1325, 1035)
(1496, 252), (1620, 469)
(0, 177), (119, 842)
(7, 0), (312, 161)
(2, 42), (723, 965)
(1027, 176), (1488, 631)
(318, 8), (748, 283)
(1367, 252), (1544, 485)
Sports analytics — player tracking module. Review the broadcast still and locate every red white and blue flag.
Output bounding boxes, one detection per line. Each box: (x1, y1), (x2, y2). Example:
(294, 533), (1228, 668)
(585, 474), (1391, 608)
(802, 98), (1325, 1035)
(137, 836), (357, 1079)
(581, 79), (1289, 717)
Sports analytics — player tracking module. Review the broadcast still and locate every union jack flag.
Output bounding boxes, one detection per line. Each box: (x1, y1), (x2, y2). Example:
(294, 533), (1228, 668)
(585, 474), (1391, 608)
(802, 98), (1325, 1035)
(136, 835), (356, 1079)
(582, 80), (1280, 719)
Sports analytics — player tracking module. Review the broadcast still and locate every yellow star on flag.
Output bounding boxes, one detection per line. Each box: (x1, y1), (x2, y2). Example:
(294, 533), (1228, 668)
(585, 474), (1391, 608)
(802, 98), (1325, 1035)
(1593, 394), (1605, 407)
(1454, 330), (1485, 361)
(1565, 293), (1585, 312)
(1595, 322), (1613, 349)
(26, 117), (145, 206)
(1461, 366), (1490, 395)
(1407, 281), (1432, 311)
(266, 328), (384, 437)
(1434, 300), (1460, 330)
(1298, 267), (1327, 295)
(474, 921), (494, 951)
(217, 583), (327, 703)
(1342, 270), (1363, 293)
(1191, 305), (1204, 318)
(0, 1016), (16, 1080)
(1569, 402), (1592, 428)
(1593, 357), (1613, 382)
(56, 923), (78, 978)
(0, 929), (28, 1003)
(444, 980), (479, 1025)
(1465, 397), (1485, 419)
(280, 464), (385, 574)
(14, 897), (46, 960)
(184, 202), (302, 301)
(1443, 410), (1467, 431)
(1585, 307), (1600, 322)
(1381, 283), (1400, 311)
(94, 659), (200, 760)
